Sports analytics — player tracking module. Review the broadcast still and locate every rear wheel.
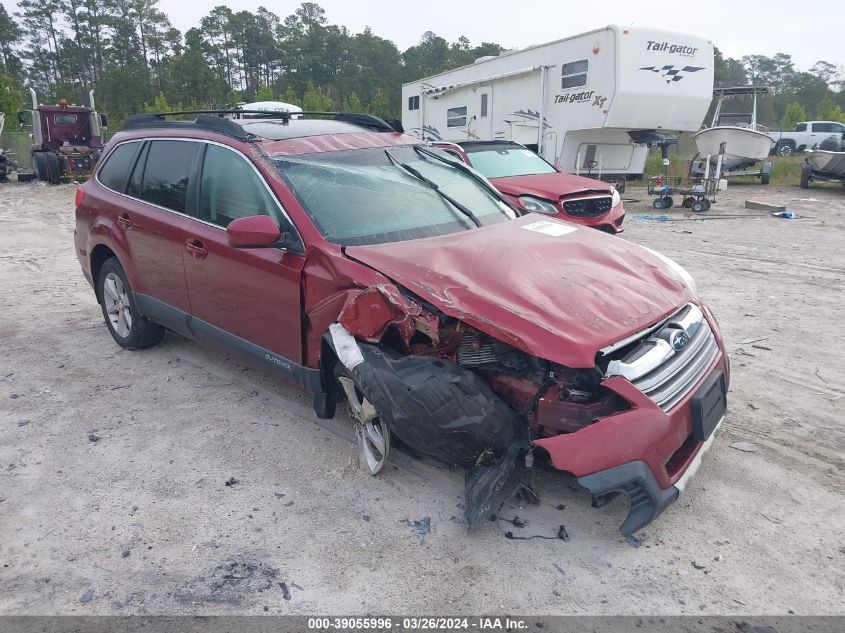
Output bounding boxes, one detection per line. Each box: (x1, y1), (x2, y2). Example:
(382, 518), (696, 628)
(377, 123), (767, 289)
(336, 366), (391, 475)
(652, 197), (666, 210)
(691, 199), (708, 213)
(32, 152), (48, 181)
(98, 258), (164, 349)
(45, 153), (61, 184)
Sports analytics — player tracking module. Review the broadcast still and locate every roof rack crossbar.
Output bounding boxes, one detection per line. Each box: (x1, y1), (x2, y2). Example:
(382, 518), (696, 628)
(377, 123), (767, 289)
(121, 110), (399, 136)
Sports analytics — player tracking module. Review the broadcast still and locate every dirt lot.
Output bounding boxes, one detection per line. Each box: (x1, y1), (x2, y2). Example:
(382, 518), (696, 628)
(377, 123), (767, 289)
(1, 180), (843, 616)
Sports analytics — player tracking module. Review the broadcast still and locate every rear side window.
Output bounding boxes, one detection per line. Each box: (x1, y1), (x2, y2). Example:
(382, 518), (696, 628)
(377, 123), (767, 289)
(138, 140), (198, 212)
(98, 142), (140, 193)
(198, 144), (281, 227)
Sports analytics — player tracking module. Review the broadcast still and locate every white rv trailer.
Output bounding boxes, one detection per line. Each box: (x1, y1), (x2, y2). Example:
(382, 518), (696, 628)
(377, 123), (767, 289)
(402, 25), (714, 181)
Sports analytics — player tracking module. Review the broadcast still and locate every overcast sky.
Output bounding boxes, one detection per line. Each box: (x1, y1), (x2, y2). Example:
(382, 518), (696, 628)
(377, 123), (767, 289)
(9, 0), (844, 71)
(152, 0), (843, 71)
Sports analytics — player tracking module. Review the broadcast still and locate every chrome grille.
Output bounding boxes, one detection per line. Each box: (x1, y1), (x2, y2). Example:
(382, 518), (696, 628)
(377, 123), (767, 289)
(604, 304), (718, 411)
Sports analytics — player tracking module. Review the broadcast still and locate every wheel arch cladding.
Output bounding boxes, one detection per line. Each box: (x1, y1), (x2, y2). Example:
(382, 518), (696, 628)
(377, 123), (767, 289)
(90, 244), (118, 303)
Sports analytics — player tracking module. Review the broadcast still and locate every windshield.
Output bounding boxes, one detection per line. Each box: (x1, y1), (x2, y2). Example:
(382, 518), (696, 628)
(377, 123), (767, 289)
(272, 145), (516, 246)
(465, 146), (557, 178)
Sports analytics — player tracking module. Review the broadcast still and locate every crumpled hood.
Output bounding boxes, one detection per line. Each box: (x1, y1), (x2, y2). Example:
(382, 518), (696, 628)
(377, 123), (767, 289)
(490, 172), (612, 200)
(345, 215), (694, 368)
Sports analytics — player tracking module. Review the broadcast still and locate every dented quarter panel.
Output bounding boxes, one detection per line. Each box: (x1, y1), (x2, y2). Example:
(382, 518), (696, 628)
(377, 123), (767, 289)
(346, 214), (695, 368)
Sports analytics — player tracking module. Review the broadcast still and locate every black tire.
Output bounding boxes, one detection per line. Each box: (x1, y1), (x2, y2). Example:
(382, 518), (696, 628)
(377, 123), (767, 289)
(98, 258), (164, 349)
(664, 196), (674, 208)
(800, 174), (810, 188)
(691, 199), (707, 213)
(702, 199), (712, 211)
(652, 197), (665, 209)
(776, 142), (794, 157)
(682, 197), (694, 208)
(45, 153), (61, 184)
(32, 152), (48, 181)
(761, 173), (770, 185)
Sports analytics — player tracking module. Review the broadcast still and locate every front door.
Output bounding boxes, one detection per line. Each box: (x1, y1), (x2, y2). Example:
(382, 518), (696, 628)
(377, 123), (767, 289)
(182, 142), (306, 382)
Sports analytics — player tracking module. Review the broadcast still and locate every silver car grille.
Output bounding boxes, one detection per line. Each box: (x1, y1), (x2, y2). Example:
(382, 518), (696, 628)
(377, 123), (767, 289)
(604, 304), (719, 411)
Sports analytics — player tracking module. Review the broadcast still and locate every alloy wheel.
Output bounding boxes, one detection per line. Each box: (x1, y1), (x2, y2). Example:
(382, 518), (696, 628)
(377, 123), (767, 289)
(103, 272), (132, 338)
(338, 376), (390, 475)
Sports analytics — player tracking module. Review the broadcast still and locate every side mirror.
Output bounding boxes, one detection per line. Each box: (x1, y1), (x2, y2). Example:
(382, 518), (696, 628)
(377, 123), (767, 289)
(17, 111), (27, 126)
(99, 114), (108, 129)
(226, 215), (282, 248)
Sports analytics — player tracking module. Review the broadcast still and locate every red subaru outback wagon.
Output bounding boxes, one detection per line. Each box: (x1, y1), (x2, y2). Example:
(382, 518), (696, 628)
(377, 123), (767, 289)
(75, 111), (729, 534)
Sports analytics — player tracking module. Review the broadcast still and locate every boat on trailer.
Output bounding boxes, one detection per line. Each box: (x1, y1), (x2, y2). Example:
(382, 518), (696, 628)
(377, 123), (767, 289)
(691, 86), (774, 183)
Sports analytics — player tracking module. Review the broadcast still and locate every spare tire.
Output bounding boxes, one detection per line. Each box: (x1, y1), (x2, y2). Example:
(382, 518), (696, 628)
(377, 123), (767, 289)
(819, 136), (841, 151)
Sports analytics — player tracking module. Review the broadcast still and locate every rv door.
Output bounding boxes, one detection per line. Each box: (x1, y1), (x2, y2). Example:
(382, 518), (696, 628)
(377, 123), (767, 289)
(476, 89), (491, 140)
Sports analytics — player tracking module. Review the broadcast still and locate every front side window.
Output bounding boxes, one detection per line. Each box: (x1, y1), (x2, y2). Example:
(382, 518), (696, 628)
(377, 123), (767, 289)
(273, 145), (515, 246)
(562, 59), (588, 89)
(98, 142), (141, 193)
(199, 144), (281, 227)
(465, 146), (557, 179)
(447, 106), (467, 128)
(795, 123), (807, 132)
(139, 140), (198, 213)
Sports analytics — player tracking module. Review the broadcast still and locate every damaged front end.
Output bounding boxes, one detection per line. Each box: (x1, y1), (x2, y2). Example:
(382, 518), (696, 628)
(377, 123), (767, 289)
(323, 284), (645, 530)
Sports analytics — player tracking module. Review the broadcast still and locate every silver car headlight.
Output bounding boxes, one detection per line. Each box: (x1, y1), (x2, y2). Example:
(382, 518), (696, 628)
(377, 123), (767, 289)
(518, 195), (558, 215)
(611, 186), (621, 207)
(641, 245), (698, 296)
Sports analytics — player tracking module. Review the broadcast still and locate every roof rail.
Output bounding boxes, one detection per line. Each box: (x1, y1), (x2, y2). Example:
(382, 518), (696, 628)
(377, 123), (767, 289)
(121, 110), (401, 137)
(121, 112), (255, 140)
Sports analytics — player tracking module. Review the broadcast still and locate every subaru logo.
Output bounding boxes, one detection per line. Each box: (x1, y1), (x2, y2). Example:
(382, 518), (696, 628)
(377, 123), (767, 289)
(669, 329), (690, 351)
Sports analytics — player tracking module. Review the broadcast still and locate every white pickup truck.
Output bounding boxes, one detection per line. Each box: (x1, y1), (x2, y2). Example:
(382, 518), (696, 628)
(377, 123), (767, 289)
(770, 121), (845, 156)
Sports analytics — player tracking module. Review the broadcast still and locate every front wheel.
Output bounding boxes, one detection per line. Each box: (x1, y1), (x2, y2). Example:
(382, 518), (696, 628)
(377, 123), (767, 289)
(98, 258), (164, 349)
(336, 366), (391, 475)
(777, 143), (794, 157)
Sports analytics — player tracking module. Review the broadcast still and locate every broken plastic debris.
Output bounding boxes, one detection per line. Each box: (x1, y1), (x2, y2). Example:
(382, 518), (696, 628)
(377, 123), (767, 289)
(772, 210), (798, 219)
(729, 441), (757, 453)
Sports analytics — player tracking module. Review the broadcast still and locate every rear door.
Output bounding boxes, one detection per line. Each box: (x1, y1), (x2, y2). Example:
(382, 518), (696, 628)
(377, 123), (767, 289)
(116, 139), (198, 327)
(181, 142), (307, 379)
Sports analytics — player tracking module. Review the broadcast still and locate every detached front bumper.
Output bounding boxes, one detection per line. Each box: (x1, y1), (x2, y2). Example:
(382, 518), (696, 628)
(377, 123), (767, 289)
(578, 415), (724, 535)
(534, 348), (729, 536)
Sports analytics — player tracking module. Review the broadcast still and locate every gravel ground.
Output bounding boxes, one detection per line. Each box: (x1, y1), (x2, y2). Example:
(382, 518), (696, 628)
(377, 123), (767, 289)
(0, 180), (843, 615)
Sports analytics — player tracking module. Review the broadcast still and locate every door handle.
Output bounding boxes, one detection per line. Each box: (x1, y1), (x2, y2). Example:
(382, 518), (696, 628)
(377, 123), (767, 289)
(185, 238), (208, 259)
(116, 213), (133, 230)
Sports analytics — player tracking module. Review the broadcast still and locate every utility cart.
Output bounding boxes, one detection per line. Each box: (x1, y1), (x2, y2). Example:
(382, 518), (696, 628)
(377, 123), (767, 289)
(647, 175), (720, 212)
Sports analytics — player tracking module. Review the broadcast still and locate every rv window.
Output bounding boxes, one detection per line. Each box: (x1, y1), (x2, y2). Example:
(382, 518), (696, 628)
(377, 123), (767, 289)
(480, 94), (488, 118)
(408, 95), (420, 111)
(54, 114), (78, 125)
(561, 59), (588, 89)
(447, 106), (467, 128)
